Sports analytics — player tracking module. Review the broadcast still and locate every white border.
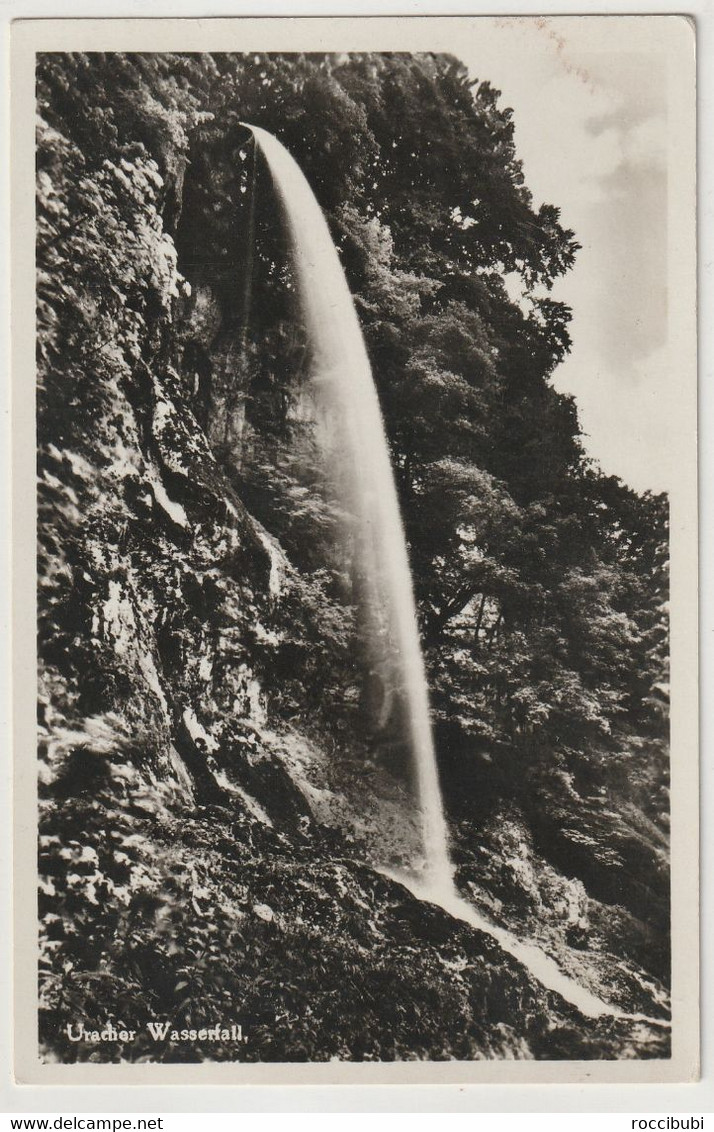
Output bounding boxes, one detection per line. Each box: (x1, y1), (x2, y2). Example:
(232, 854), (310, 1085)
(2, 0), (708, 1114)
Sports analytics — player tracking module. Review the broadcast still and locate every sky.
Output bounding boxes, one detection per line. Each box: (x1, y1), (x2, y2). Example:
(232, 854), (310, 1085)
(457, 19), (675, 495)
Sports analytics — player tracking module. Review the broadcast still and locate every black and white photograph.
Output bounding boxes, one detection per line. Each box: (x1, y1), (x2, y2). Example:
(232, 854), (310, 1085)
(11, 14), (698, 1085)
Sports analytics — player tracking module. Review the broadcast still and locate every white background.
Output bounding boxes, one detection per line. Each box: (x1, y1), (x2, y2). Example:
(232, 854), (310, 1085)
(0, 0), (710, 1117)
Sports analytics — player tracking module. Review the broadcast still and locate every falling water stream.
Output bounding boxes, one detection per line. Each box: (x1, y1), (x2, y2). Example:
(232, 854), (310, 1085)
(244, 125), (662, 1025)
(247, 123), (453, 894)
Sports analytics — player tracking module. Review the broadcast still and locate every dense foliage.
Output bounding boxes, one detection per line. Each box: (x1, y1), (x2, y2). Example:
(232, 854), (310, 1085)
(172, 52), (668, 763)
(36, 51), (670, 1062)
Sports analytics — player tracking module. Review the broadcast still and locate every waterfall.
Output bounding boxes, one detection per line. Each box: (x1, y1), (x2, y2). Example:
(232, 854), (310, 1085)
(246, 124), (453, 894)
(241, 126), (653, 1023)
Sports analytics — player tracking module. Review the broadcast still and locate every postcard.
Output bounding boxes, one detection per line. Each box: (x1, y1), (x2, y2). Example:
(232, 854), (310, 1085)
(11, 14), (698, 1085)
